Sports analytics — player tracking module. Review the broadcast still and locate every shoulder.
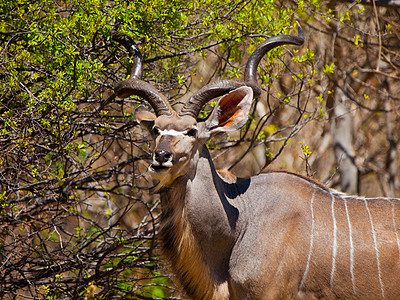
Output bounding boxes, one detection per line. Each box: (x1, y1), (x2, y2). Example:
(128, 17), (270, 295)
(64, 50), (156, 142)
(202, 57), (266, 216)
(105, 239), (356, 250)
(217, 169), (237, 184)
(255, 169), (331, 195)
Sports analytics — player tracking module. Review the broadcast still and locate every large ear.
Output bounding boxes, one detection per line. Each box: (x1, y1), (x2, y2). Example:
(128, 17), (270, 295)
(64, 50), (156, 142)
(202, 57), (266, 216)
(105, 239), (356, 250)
(205, 86), (253, 135)
(134, 106), (156, 133)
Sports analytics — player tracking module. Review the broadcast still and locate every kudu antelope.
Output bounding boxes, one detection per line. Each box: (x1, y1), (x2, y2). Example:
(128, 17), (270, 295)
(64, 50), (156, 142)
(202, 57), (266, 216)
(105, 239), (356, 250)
(113, 29), (400, 299)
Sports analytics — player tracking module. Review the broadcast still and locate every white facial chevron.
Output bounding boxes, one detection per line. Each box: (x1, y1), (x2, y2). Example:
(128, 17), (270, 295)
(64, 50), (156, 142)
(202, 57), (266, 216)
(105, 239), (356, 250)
(158, 129), (187, 136)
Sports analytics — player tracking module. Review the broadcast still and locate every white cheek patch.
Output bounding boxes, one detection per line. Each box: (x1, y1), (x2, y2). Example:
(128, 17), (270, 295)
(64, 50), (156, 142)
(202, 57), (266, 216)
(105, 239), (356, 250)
(158, 129), (187, 136)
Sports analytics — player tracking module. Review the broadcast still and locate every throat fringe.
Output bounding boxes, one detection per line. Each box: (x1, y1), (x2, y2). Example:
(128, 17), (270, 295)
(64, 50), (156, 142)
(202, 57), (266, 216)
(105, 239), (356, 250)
(159, 182), (229, 300)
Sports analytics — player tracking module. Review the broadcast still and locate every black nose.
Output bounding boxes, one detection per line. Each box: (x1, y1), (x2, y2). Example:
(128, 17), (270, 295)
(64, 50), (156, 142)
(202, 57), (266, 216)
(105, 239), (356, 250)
(154, 150), (172, 164)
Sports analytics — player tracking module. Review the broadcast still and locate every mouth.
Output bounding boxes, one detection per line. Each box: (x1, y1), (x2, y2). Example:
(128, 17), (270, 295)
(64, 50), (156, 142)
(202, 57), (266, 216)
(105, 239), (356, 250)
(151, 165), (170, 172)
(150, 161), (172, 172)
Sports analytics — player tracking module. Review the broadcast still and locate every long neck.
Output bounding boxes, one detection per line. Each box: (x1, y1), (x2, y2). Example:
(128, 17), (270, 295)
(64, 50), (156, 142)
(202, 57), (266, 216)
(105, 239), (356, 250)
(158, 145), (234, 299)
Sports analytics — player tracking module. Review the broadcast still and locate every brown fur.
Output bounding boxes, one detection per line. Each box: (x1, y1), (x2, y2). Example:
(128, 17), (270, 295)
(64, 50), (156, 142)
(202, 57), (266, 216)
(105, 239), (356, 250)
(217, 169), (237, 184)
(159, 177), (229, 300)
(261, 169), (332, 194)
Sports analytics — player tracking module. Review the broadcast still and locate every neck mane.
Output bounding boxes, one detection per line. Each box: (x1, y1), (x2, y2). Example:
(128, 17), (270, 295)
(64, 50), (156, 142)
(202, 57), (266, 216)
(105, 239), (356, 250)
(158, 148), (230, 299)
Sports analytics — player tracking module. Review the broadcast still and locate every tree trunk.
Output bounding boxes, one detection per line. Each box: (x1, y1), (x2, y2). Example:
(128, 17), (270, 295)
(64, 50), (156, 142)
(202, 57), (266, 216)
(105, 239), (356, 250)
(332, 88), (359, 194)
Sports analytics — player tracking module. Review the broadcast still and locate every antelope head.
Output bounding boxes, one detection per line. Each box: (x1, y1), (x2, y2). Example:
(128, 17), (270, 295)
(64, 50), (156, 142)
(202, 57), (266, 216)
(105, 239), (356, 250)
(114, 29), (304, 190)
(134, 86), (254, 189)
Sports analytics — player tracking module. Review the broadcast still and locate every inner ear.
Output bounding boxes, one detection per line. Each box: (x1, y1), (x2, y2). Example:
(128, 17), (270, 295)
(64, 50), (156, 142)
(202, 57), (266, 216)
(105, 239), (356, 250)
(216, 91), (245, 127)
(205, 86), (253, 134)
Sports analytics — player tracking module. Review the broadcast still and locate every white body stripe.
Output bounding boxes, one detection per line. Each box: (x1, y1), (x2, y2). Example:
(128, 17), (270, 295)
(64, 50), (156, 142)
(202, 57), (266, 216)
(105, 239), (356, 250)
(330, 193), (338, 288)
(389, 199), (400, 263)
(300, 190), (316, 290)
(343, 197), (356, 295)
(364, 199), (385, 298)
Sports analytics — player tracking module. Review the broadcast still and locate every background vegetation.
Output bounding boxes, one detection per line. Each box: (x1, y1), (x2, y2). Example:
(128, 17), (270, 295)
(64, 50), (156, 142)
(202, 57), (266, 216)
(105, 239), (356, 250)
(1, 0), (399, 298)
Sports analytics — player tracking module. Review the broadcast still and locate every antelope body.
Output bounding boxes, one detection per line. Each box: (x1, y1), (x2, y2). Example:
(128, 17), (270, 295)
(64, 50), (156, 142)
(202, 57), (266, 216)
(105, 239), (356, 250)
(113, 29), (400, 299)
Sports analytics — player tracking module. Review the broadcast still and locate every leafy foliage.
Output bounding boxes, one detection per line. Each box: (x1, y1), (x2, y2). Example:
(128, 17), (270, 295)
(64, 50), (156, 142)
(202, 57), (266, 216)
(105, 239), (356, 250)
(0, 0), (311, 298)
(1, 0), (399, 298)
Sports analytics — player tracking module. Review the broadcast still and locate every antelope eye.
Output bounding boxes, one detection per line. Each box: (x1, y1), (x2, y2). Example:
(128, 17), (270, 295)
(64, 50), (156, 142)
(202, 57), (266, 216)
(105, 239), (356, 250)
(152, 127), (160, 136)
(187, 128), (197, 137)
